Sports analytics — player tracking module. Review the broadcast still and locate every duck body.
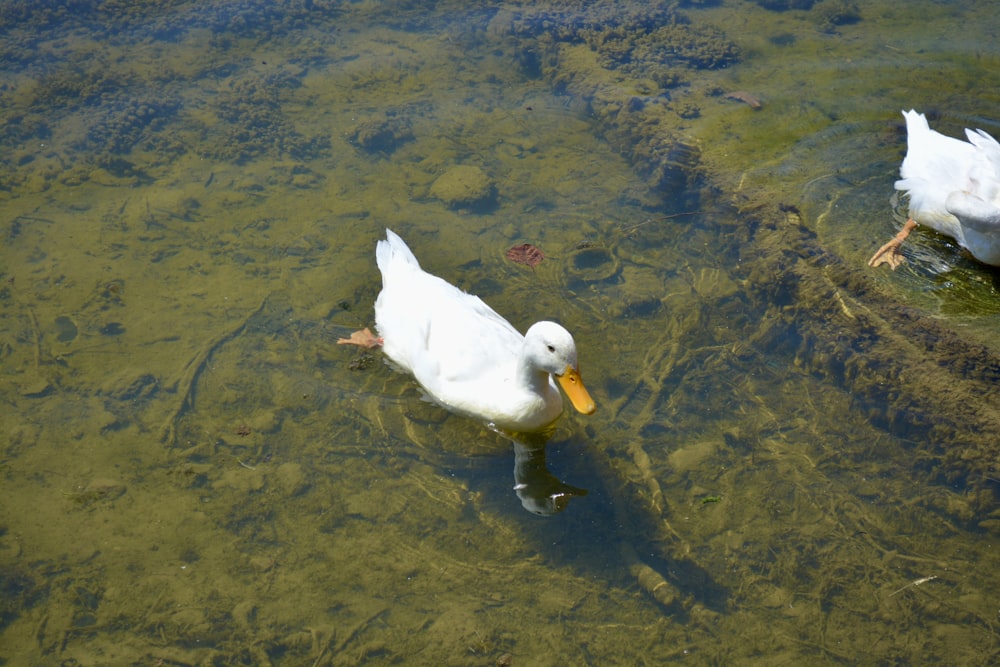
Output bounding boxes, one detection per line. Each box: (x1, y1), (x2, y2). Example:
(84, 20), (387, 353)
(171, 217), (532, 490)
(374, 229), (595, 433)
(894, 109), (1000, 265)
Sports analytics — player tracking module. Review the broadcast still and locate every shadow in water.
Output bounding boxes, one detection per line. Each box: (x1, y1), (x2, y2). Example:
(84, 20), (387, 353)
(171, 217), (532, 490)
(494, 428), (589, 516)
(450, 425), (729, 617)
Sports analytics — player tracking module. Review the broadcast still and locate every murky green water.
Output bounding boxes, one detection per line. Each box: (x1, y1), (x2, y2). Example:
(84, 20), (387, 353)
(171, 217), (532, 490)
(2, 1), (1000, 664)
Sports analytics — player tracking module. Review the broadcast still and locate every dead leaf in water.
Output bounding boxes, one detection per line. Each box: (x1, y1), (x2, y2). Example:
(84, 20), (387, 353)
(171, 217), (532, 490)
(506, 243), (545, 268)
(725, 90), (762, 109)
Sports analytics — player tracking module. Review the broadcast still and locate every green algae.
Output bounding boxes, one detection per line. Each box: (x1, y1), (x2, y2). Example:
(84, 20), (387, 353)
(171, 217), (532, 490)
(2, 1), (1000, 665)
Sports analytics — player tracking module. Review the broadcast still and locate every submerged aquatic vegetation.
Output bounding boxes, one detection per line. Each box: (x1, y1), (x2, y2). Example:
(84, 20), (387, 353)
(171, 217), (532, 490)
(82, 96), (181, 154)
(2, 0), (1000, 665)
(201, 69), (329, 163)
(493, 0), (736, 198)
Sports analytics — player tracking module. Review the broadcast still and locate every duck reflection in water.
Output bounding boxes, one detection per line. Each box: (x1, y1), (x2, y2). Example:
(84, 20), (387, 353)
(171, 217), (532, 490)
(493, 427), (588, 516)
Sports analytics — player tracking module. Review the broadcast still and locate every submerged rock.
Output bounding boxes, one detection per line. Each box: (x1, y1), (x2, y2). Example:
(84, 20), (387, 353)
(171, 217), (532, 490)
(348, 115), (414, 154)
(430, 165), (497, 210)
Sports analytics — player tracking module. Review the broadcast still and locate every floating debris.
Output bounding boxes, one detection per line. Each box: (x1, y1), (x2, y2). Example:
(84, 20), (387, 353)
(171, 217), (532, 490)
(725, 90), (762, 109)
(506, 243), (545, 268)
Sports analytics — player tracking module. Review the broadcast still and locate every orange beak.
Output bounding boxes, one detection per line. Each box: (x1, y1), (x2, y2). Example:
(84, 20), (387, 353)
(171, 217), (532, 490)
(557, 365), (596, 415)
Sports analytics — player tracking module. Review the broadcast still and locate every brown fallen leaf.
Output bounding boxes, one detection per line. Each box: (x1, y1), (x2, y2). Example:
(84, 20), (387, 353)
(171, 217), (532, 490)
(506, 243), (545, 268)
(725, 90), (762, 109)
(337, 327), (383, 349)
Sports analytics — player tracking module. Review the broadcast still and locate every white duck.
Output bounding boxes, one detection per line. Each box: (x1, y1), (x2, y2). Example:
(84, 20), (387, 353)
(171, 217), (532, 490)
(869, 109), (1000, 269)
(373, 229), (596, 433)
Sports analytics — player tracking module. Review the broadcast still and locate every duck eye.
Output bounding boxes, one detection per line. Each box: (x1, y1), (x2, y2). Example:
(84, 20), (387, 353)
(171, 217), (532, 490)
(547, 344), (556, 352)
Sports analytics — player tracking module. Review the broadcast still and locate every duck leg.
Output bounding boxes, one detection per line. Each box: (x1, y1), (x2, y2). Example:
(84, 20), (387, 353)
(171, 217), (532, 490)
(337, 327), (384, 348)
(868, 218), (917, 269)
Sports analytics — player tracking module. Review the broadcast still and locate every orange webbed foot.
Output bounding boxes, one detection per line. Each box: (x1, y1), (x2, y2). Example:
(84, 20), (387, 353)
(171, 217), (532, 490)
(337, 327), (383, 349)
(868, 219), (917, 270)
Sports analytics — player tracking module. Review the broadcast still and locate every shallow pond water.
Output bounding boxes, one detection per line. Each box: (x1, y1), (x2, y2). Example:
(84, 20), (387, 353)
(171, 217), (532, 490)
(2, 1), (1000, 665)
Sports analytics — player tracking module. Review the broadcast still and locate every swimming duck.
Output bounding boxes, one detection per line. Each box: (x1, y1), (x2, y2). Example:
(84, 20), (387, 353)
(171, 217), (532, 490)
(869, 109), (1000, 269)
(373, 229), (596, 433)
